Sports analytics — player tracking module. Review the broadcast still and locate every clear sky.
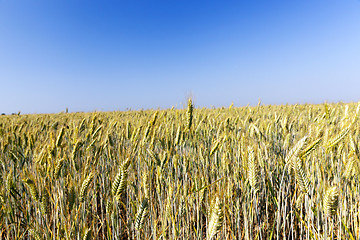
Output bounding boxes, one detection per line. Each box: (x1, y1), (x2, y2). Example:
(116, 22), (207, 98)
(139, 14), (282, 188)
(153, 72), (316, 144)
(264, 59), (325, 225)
(1, 0), (360, 114)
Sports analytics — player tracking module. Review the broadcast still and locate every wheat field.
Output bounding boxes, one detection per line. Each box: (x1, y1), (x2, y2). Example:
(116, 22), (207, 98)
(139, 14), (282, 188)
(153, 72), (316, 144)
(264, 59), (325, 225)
(1, 101), (360, 239)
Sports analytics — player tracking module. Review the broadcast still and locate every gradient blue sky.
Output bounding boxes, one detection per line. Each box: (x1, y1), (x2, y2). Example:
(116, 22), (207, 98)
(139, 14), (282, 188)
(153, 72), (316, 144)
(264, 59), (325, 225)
(1, 0), (360, 114)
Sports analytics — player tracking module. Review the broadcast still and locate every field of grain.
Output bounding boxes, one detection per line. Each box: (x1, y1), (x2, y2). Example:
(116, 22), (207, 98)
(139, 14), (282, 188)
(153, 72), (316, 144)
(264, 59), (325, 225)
(1, 101), (360, 239)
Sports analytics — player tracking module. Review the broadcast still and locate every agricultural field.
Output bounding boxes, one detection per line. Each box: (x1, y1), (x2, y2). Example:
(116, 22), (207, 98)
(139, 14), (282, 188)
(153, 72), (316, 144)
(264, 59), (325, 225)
(1, 101), (360, 239)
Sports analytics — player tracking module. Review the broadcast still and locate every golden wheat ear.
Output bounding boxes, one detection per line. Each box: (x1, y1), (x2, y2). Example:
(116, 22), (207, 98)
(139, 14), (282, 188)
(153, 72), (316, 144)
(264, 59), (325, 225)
(323, 186), (339, 217)
(327, 126), (351, 149)
(292, 157), (310, 193)
(112, 158), (130, 198)
(142, 172), (150, 199)
(298, 137), (322, 159)
(79, 172), (95, 202)
(248, 146), (259, 192)
(209, 138), (221, 157)
(53, 157), (65, 179)
(207, 197), (224, 240)
(285, 136), (308, 166)
(285, 136), (310, 193)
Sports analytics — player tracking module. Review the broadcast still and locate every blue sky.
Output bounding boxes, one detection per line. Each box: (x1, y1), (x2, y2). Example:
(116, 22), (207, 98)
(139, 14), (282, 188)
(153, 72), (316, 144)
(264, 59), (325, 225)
(1, 0), (360, 114)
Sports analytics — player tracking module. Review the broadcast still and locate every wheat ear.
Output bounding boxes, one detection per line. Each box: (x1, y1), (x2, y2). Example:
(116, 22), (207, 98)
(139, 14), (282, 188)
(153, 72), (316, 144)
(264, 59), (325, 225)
(23, 178), (40, 202)
(292, 157), (310, 193)
(323, 186), (339, 217)
(83, 228), (91, 240)
(79, 172), (95, 202)
(327, 126), (351, 149)
(298, 137), (322, 159)
(40, 188), (50, 216)
(207, 197), (224, 240)
(135, 198), (149, 231)
(285, 136), (308, 166)
(54, 157), (65, 178)
(248, 146), (259, 192)
(112, 158), (130, 198)
(28, 228), (42, 240)
(187, 98), (194, 130)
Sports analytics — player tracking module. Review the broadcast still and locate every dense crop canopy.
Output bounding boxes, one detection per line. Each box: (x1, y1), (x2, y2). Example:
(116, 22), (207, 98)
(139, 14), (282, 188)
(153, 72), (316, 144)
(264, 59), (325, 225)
(0, 102), (359, 239)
